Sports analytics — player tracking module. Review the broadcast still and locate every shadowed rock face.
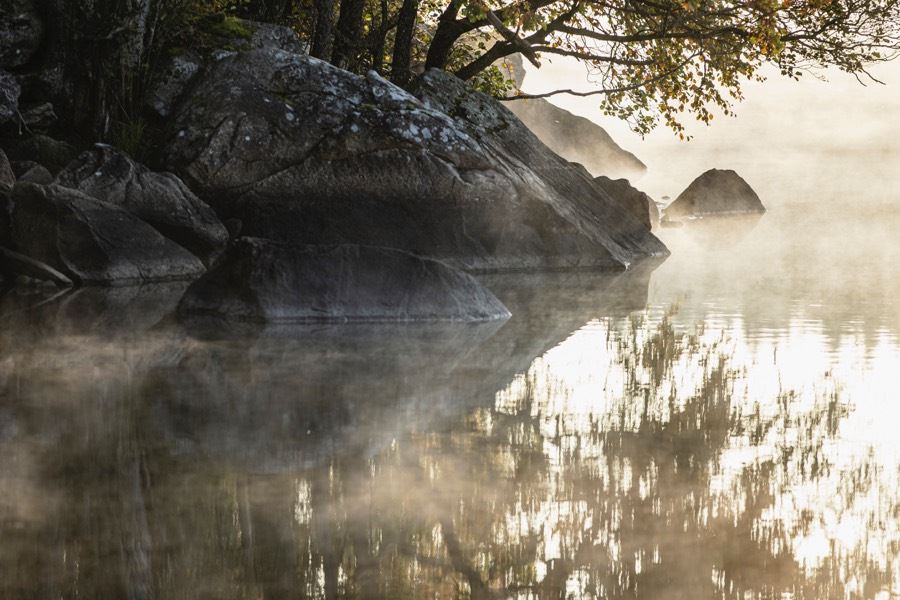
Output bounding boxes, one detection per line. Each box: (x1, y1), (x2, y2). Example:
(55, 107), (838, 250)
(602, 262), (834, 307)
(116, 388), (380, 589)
(0, 149), (13, 187)
(0, 0), (42, 69)
(594, 176), (660, 230)
(55, 146), (229, 264)
(12, 162), (51, 184)
(165, 48), (666, 272)
(10, 183), (205, 284)
(665, 169), (766, 220)
(0, 247), (72, 286)
(0, 70), (20, 125)
(178, 237), (511, 323)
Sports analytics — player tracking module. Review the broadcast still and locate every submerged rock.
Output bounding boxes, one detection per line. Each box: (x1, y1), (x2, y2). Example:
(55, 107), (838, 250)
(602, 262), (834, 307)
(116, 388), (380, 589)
(665, 169), (765, 220)
(165, 48), (665, 272)
(0, 0), (43, 68)
(594, 176), (659, 229)
(178, 237), (511, 323)
(55, 145), (228, 263)
(10, 183), (205, 284)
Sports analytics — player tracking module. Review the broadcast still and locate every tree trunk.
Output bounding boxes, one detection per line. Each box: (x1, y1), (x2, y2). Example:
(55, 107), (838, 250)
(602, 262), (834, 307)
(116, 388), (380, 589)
(454, 41), (512, 80)
(370, 0), (389, 73)
(241, 0), (294, 22)
(331, 0), (365, 70)
(390, 0), (419, 85)
(310, 0), (336, 60)
(424, 0), (464, 71)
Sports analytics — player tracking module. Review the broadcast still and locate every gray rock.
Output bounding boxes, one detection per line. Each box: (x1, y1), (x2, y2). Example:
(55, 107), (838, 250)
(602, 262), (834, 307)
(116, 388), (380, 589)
(0, 70), (20, 125)
(178, 237), (511, 323)
(55, 145), (228, 264)
(594, 176), (659, 230)
(10, 183), (206, 284)
(665, 169), (766, 220)
(0, 149), (14, 186)
(246, 21), (306, 54)
(15, 162), (51, 184)
(504, 99), (646, 179)
(165, 49), (666, 272)
(0, 0), (43, 68)
(10, 134), (78, 174)
(0, 246), (73, 286)
(147, 53), (202, 118)
(19, 102), (57, 129)
(412, 69), (666, 265)
(0, 183), (11, 247)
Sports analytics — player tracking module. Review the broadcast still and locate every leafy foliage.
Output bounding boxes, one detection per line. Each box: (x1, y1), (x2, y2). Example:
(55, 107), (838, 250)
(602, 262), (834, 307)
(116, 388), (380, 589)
(46, 0), (900, 141)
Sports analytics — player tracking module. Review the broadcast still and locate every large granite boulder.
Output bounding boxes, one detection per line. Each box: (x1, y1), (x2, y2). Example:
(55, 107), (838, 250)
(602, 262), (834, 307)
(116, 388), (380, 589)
(0, 70), (20, 125)
(147, 19), (305, 119)
(665, 169), (765, 221)
(55, 145), (229, 264)
(594, 176), (659, 230)
(177, 237), (511, 323)
(165, 48), (666, 272)
(0, 0), (43, 69)
(10, 183), (205, 284)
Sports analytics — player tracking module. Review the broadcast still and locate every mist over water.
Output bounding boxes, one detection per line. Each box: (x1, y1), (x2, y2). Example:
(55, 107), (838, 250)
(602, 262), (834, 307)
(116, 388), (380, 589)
(2, 59), (900, 598)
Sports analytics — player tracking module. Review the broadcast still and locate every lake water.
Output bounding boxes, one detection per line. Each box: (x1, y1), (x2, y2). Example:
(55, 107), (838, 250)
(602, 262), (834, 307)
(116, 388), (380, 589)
(2, 189), (900, 599)
(4, 58), (900, 598)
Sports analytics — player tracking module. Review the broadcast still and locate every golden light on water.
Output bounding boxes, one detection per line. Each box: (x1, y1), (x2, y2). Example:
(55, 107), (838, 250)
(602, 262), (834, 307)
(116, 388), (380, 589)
(490, 306), (900, 598)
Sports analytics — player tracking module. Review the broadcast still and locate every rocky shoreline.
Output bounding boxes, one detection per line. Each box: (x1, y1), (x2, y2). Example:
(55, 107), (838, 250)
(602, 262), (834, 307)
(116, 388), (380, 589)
(0, 10), (669, 323)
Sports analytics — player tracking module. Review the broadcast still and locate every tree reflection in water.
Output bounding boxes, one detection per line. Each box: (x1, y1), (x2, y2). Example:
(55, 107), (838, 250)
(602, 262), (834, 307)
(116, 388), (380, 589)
(0, 276), (899, 599)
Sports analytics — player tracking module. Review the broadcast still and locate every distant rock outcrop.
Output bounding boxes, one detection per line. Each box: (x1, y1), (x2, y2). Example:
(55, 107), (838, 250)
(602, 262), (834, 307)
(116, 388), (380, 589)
(178, 238), (511, 323)
(55, 146), (229, 264)
(664, 169), (765, 220)
(594, 176), (659, 230)
(10, 183), (205, 284)
(497, 53), (645, 179)
(164, 48), (666, 272)
(504, 100), (646, 178)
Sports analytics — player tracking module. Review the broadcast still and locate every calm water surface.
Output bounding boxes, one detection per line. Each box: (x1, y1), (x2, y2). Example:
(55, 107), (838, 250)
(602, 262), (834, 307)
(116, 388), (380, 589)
(1, 197), (900, 599)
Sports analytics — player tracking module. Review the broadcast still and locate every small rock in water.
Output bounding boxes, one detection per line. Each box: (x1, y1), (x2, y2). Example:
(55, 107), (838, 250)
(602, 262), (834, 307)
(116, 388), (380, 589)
(177, 237), (512, 323)
(664, 169), (765, 221)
